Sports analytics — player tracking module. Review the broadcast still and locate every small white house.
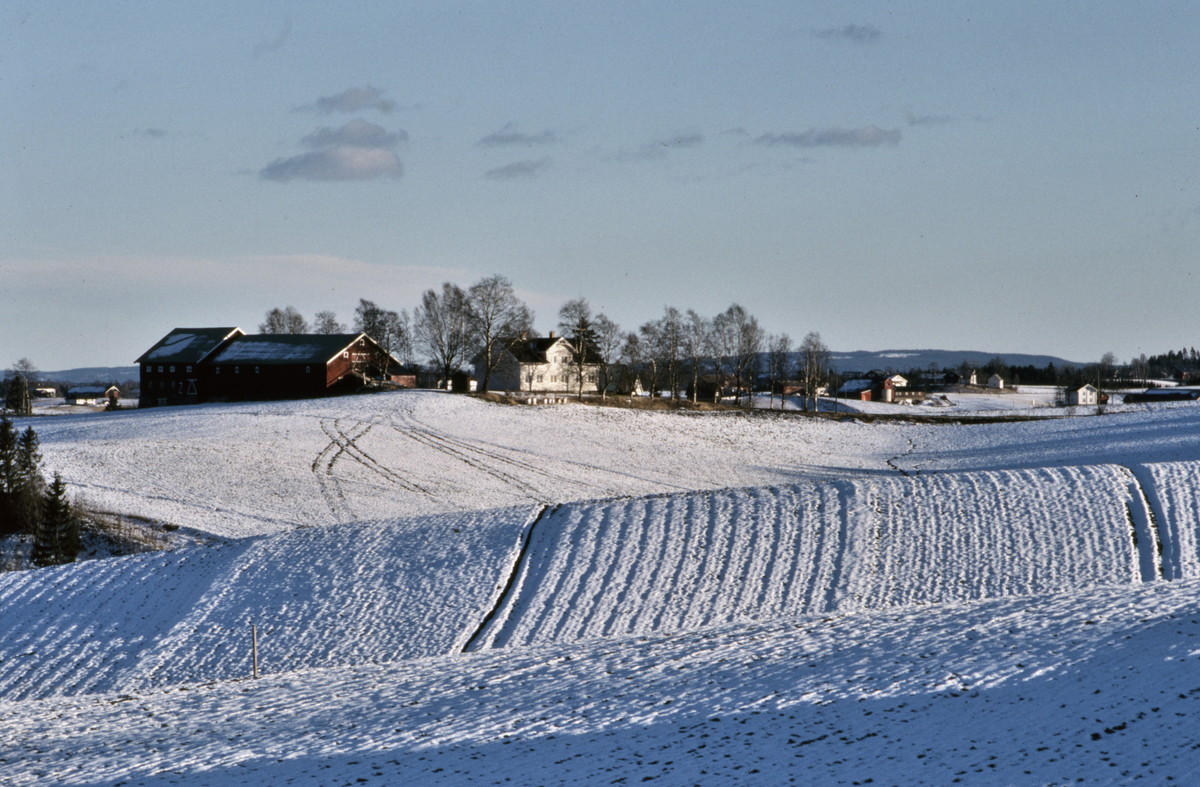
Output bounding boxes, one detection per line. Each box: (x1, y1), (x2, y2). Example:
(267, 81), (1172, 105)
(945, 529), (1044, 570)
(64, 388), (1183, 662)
(473, 332), (600, 394)
(1069, 384), (1099, 406)
(987, 374), (1005, 390)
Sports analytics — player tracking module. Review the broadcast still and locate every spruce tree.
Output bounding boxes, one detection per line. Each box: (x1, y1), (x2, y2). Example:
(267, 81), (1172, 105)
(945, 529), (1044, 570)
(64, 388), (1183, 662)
(15, 427), (45, 535)
(34, 473), (75, 567)
(0, 416), (17, 535)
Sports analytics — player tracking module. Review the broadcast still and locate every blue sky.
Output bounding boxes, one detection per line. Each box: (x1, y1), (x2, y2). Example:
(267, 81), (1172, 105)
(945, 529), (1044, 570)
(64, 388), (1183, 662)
(3, 2), (1198, 370)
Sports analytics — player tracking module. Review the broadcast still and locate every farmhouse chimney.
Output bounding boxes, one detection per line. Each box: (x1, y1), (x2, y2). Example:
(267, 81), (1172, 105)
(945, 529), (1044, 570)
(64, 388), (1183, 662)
(549, 331), (556, 339)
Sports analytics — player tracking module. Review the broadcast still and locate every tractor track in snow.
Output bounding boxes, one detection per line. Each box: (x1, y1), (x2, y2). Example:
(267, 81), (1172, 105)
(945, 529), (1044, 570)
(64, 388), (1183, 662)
(389, 407), (686, 499)
(311, 418), (435, 520)
(387, 414), (575, 504)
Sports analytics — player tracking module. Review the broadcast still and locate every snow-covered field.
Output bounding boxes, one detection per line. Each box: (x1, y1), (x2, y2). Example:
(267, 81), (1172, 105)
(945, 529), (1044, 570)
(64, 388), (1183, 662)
(3, 390), (1200, 784)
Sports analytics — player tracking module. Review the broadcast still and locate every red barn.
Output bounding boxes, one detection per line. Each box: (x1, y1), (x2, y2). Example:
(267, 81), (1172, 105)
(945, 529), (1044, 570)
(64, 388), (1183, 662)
(137, 328), (397, 407)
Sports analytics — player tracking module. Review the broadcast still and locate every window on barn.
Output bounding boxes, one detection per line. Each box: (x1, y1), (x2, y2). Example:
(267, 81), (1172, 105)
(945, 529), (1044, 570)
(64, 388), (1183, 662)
(186, 366), (192, 373)
(235, 367), (239, 374)
(158, 366), (163, 372)
(170, 366), (175, 373)
(215, 367), (221, 374)
(255, 367), (259, 374)
(306, 366), (311, 373)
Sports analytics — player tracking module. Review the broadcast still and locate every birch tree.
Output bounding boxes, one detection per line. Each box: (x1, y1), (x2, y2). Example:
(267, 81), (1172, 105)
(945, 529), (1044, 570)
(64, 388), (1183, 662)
(414, 284), (475, 388)
(466, 275), (533, 393)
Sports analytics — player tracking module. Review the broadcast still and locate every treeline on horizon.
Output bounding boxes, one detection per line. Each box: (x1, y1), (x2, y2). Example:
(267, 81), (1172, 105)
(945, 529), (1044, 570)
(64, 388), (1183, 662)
(3, 275), (1196, 398)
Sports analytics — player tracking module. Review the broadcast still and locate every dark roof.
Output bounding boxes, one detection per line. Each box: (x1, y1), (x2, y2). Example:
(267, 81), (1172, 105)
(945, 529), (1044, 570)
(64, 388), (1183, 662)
(207, 334), (384, 366)
(494, 335), (601, 364)
(136, 328), (243, 365)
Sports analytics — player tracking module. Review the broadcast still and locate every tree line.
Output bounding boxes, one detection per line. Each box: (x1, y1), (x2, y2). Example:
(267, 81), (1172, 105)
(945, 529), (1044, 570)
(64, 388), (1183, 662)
(0, 416), (78, 568)
(258, 275), (837, 404)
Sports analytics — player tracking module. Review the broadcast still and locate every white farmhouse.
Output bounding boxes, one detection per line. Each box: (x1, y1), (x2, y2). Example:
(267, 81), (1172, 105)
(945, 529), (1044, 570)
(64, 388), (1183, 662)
(1068, 384), (1100, 406)
(473, 332), (600, 394)
(987, 374), (1005, 389)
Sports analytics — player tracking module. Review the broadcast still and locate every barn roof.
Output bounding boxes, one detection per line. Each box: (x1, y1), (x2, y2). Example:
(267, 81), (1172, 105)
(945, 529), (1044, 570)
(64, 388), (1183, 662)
(206, 334), (384, 365)
(136, 328), (244, 364)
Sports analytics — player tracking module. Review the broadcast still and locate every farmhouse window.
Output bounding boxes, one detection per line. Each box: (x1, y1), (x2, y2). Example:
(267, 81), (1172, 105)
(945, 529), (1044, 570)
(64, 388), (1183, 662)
(536, 374), (543, 382)
(158, 366), (163, 372)
(146, 365), (151, 373)
(306, 366), (310, 373)
(255, 367), (260, 374)
(170, 366), (175, 373)
(235, 367), (239, 374)
(186, 366), (192, 373)
(215, 367), (220, 374)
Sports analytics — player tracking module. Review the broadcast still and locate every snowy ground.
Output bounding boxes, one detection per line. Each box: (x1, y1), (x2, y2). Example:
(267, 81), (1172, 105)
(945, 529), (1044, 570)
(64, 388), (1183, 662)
(3, 390), (1200, 784)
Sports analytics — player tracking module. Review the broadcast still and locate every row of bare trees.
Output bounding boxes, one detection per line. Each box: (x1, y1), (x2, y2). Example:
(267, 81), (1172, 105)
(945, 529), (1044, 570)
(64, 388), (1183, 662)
(256, 278), (835, 405)
(548, 299), (833, 408)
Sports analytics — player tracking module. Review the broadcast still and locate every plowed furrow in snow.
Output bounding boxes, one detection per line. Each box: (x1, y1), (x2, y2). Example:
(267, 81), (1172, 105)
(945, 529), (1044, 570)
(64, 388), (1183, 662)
(1140, 459), (1200, 579)
(475, 466), (1146, 650)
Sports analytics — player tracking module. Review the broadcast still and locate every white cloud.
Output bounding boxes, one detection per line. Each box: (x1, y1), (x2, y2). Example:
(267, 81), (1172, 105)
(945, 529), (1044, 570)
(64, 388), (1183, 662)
(754, 126), (901, 148)
(477, 123), (558, 147)
(302, 119), (407, 149)
(485, 158), (553, 180)
(302, 86), (394, 114)
(260, 147), (402, 182)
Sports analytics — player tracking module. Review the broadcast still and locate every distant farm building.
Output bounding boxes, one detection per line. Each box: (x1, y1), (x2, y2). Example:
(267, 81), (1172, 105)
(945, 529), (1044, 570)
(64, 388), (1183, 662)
(65, 386), (120, 406)
(836, 372), (925, 404)
(1123, 389), (1200, 404)
(137, 328), (397, 407)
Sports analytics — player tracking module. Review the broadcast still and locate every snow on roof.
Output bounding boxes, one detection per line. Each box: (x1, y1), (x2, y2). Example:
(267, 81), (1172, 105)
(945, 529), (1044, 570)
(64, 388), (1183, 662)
(137, 328), (243, 364)
(207, 334), (363, 365)
(838, 378), (875, 393)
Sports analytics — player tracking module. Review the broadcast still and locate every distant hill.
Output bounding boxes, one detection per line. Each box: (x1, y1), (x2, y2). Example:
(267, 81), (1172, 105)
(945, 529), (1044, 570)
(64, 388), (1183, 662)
(41, 367), (140, 385)
(827, 349), (1084, 374)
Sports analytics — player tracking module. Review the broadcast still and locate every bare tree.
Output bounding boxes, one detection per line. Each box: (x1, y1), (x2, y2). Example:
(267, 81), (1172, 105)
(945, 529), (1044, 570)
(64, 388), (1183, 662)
(313, 310), (347, 334)
(414, 283), (475, 388)
(557, 298), (597, 400)
(466, 275), (534, 393)
(657, 307), (685, 399)
(592, 313), (623, 399)
(637, 319), (663, 397)
(1099, 351), (1117, 389)
(4, 359), (37, 416)
(711, 304), (763, 407)
(259, 306), (308, 334)
(353, 299), (410, 375)
(798, 331), (831, 412)
(766, 333), (793, 410)
(682, 310), (712, 403)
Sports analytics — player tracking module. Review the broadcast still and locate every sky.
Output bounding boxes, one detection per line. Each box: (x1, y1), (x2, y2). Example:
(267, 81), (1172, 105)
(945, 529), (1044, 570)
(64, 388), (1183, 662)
(3, 1), (1199, 371)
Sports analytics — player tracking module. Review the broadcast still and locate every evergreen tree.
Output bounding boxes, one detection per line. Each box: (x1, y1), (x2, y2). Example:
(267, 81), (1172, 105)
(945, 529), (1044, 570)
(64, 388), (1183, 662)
(0, 416), (18, 535)
(33, 473), (75, 567)
(15, 427), (45, 535)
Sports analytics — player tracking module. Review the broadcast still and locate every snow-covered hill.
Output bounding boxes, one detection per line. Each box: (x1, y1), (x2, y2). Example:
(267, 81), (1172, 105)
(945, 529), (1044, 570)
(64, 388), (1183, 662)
(3, 391), (1200, 784)
(3, 579), (1198, 785)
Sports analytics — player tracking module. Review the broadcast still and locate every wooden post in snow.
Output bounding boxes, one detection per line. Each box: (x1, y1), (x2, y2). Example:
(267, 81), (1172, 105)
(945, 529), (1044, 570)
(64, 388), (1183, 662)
(252, 623), (259, 679)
